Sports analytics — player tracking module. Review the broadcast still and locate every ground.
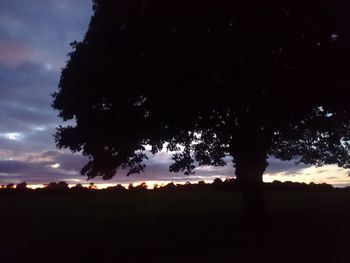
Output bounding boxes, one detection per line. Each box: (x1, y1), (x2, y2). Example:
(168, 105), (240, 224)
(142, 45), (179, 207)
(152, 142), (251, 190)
(0, 190), (349, 262)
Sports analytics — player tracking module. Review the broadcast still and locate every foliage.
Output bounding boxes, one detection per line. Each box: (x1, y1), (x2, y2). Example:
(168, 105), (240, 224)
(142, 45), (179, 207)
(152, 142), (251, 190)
(16, 182), (27, 190)
(0, 179), (342, 192)
(6, 183), (15, 189)
(44, 181), (69, 190)
(53, 0), (350, 180)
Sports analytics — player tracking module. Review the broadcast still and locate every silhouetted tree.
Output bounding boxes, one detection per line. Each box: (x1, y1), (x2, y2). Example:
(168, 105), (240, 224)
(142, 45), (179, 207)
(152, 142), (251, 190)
(213, 178), (224, 190)
(44, 181), (69, 191)
(6, 183), (14, 189)
(134, 182), (148, 191)
(114, 184), (126, 191)
(73, 183), (84, 189)
(72, 183), (86, 191)
(16, 182), (27, 190)
(163, 182), (176, 191)
(53, 0), (350, 219)
(224, 178), (236, 184)
(213, 178), (223, 185)
(57, 181), (69, 190)
(265, 180), (334, 192)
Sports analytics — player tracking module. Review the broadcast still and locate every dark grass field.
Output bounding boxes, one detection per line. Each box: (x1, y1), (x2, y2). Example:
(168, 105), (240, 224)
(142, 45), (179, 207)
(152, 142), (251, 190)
(1, 190), (350, 262)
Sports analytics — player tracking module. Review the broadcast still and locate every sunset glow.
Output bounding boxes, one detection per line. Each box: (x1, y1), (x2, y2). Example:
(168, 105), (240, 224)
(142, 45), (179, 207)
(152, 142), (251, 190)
(264, 165), (350, 187)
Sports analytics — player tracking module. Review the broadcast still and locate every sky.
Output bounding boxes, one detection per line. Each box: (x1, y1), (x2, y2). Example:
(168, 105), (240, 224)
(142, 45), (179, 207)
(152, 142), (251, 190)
(0, 0), (350, 187)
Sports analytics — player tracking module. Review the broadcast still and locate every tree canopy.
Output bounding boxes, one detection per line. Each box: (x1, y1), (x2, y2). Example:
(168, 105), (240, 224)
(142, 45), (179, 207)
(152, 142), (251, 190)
(53, 0), (350, 183)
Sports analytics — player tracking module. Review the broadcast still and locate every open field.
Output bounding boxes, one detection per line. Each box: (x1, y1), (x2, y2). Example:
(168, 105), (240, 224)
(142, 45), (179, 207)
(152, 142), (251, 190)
(1, 190), (350, 262)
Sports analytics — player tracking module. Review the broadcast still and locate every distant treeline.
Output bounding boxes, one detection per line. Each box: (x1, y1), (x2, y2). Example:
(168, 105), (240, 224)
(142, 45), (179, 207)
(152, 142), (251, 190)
(0, 179), (348, 193)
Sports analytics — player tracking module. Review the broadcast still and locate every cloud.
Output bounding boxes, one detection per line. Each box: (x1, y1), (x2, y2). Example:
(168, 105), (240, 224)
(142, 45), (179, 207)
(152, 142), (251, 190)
(1, 145), (350, 186)
(0, 40), (32, 67)
(0, 147), (233, 185)
(0, 62), (59, 109)
(0, 0), (92, 69)
(0, 150), (88, 184)
(41, 150), (88, 171)
(265, 157), (309, 176)
(0, 2), (92, 180)
(0, 160), (32, 174)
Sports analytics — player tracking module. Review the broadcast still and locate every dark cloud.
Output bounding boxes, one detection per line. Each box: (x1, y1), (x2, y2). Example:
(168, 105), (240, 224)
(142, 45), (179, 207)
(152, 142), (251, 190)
(0, 0), (92, 68)
(0, 145), (345, 185)
(0, 148), (233, 184)
(0, 103), (56, 132)
(41, 150), (88, 171)
(0, 0), (92, 185)
(0, 159), (59, 184)
(0, 40), (32, 67)
(0, 0), (91, 136)
(327, 176), (337, 180)
(265, 157), (309, 176)
(0, 160), (32, 174)
(0, 151), (87, 184)
(0, 62), (63, 136)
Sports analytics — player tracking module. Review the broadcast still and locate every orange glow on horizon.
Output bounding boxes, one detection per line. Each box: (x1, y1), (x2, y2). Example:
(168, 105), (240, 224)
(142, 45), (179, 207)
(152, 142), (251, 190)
(24, 179), (218, 190)
(263, 165), (350, 187)
(12, 165), (350, 189)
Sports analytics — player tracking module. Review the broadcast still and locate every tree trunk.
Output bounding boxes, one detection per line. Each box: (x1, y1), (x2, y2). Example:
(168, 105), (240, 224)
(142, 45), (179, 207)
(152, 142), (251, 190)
(234, 150), (268, 223)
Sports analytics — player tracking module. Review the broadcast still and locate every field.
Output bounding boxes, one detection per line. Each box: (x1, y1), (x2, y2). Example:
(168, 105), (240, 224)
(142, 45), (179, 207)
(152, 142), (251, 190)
(1, 190), (350, 262)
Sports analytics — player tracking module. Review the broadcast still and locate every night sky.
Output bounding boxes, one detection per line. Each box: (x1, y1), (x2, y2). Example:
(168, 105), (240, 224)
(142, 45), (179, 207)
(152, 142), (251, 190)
(0, 0), (349, 187)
